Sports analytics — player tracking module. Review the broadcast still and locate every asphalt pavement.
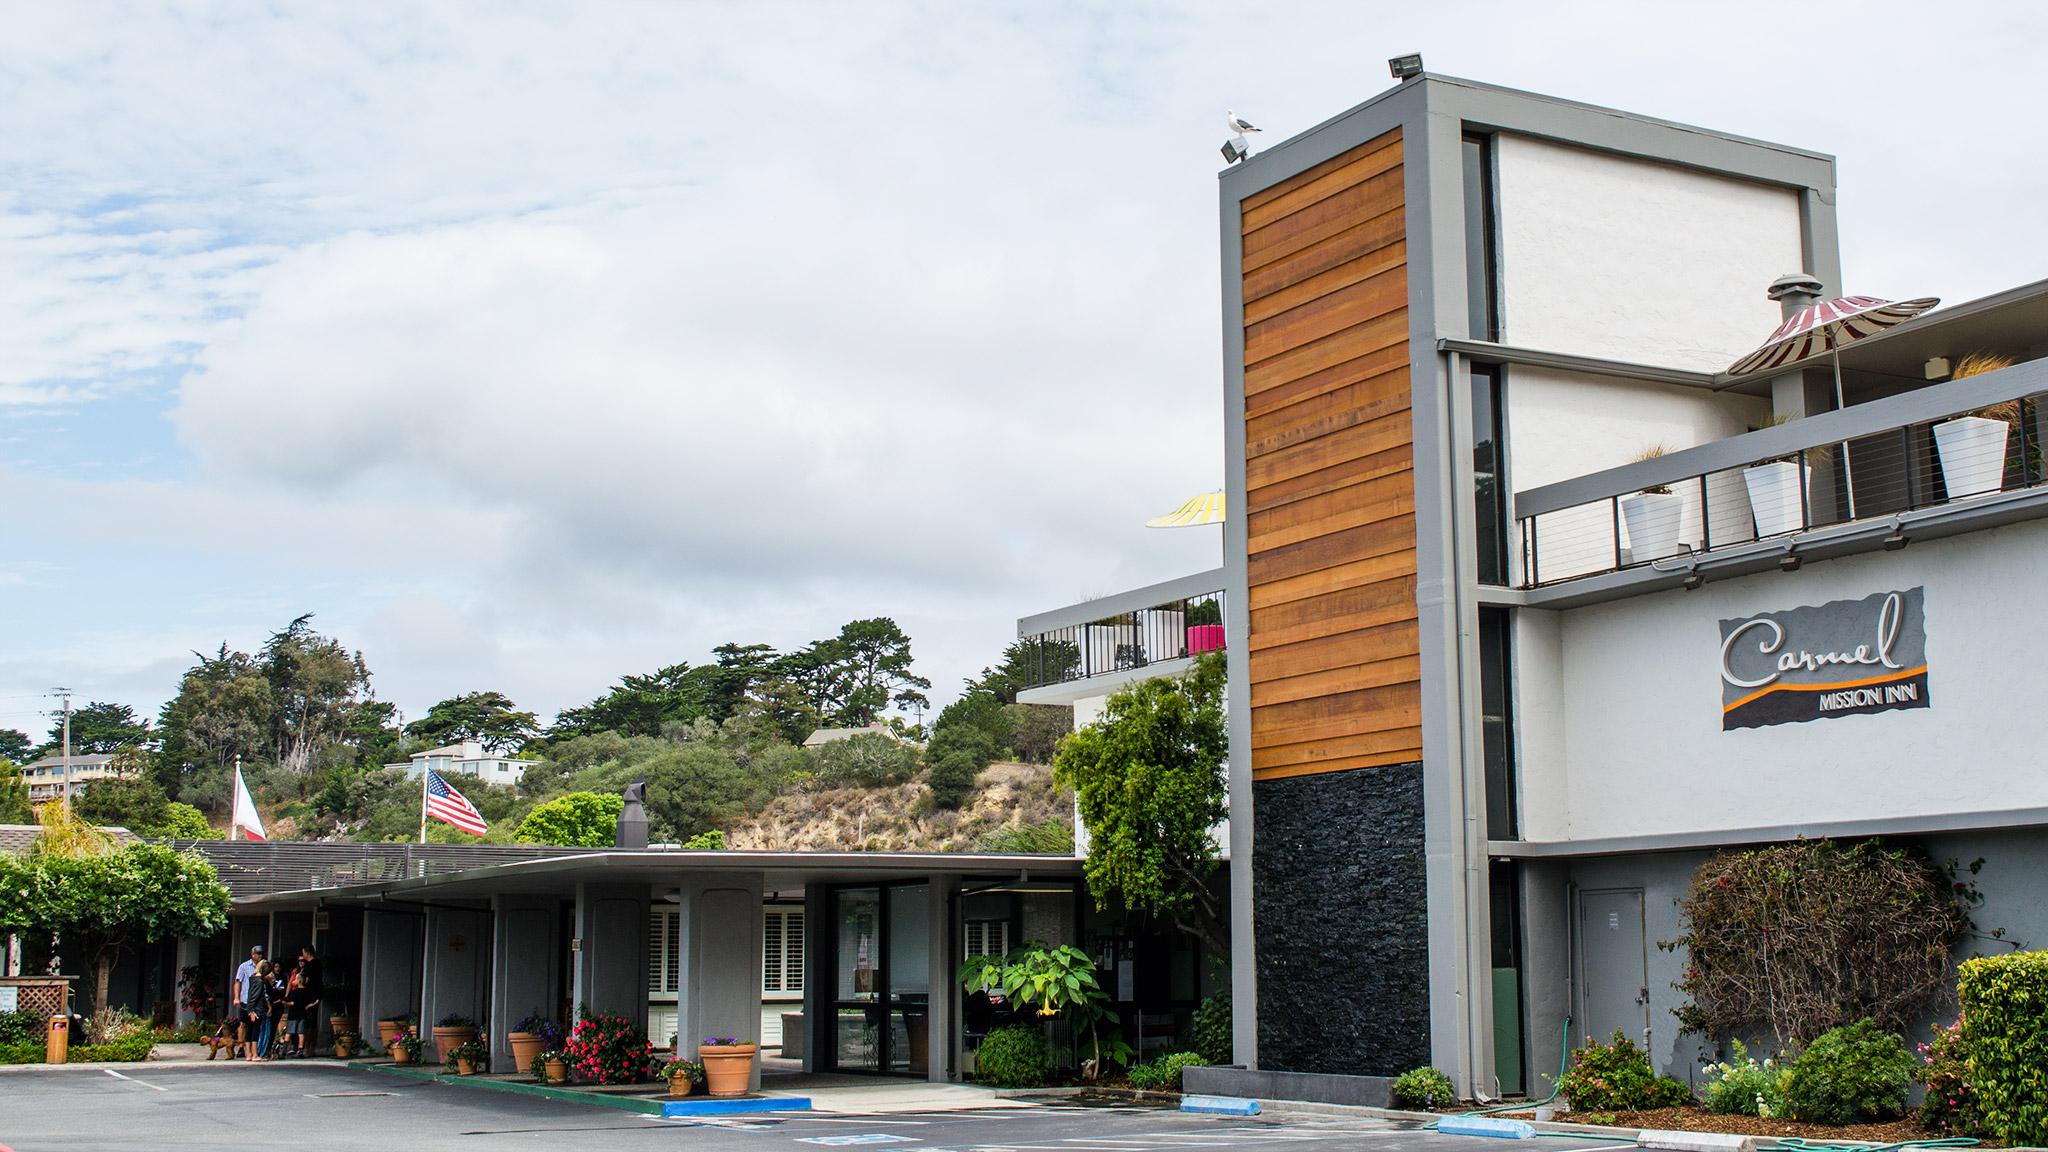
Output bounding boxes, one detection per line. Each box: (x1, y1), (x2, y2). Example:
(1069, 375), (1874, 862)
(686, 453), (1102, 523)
(0, 1063), (1632, 1152)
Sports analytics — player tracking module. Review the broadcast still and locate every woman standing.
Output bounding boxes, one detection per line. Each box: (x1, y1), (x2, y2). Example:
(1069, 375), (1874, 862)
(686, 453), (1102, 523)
(247, 961), (276, 1060)
(291, 947), (323, 1057)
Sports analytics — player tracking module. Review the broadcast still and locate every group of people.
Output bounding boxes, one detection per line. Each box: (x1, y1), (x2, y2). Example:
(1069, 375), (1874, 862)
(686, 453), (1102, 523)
(227, 944), (323, 1061)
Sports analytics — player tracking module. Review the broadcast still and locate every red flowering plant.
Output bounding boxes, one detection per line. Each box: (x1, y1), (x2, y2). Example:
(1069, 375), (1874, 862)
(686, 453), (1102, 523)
(562, 1010), (659, 1085)
(1917, 1017), (1982, 1135)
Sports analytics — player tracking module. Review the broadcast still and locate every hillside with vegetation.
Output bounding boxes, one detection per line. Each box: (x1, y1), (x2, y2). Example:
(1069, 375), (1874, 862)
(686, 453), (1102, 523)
(0, 613), (1075, 853)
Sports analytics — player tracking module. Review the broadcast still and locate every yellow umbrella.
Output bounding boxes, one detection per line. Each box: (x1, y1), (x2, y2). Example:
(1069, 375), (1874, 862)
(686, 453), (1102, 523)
(1146, 490), (1226, 528)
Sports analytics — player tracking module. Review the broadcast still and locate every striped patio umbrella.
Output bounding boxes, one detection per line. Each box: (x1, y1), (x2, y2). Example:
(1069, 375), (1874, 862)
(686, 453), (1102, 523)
(1146, 490), (1226, 528)
(1727, 295), (1940, 377)
(1728, 294), (1939, 520)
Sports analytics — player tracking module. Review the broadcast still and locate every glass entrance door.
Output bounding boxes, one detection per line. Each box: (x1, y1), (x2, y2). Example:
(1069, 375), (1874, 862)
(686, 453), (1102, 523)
(828, 883), (930, 1075)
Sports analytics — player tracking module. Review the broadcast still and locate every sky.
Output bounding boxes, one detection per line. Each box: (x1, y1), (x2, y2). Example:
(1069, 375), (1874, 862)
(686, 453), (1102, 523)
(2, 2), (2044, 741)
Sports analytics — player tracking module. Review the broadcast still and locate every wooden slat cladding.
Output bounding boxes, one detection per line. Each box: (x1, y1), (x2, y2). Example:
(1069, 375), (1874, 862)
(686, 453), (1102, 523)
(1240, 126), (1419, 783)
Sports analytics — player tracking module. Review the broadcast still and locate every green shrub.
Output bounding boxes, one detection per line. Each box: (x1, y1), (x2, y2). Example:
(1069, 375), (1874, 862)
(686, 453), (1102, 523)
(1958, 950), (2048, 1145)
(1128, 1051), (1206, 1091)
(0, 1009), (42, 1046)
(74, 1033), (155, 1062)
(927, 750), (982, 810)
(1700, 1040), (1786, 1116)
(1189, 991), (1232, 1066)
(975, 1025), (1051, 1088)
(1553, 1031), (1694, 1111)
(1780, 1019), (1914, 1125)
(1390, 1066), (1458, 1110)
(1917, 1018), (1982, 1136)
(0, 1041), (40, 1065)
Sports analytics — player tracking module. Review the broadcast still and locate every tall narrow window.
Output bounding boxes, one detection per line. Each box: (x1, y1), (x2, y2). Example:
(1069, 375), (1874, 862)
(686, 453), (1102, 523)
(1478, 607), (1516, 840)
(763, 907), (805, 995)
(1489, 859), (1525, 1094)
(1472, 365), (1508, 586)
(1462, 134), (1499, 341)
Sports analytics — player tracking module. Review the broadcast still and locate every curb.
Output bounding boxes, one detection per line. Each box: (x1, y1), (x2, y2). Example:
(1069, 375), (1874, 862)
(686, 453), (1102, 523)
(0, 1056), (355, 1075)
(356, 1061), (813, 1118)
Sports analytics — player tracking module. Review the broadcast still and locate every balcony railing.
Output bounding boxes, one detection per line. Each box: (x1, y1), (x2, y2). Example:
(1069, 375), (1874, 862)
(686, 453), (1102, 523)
(1017, 589), (1226, 691)
(1515, 356), (2048, 588)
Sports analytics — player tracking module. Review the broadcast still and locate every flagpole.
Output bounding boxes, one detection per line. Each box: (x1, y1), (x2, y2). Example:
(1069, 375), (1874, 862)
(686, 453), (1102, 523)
(419, 769), (429, 845)
(230, 756), (240, 841)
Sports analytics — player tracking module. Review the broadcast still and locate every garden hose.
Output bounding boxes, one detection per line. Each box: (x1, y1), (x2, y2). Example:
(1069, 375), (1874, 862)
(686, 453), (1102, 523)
(1423, 1018), (1595, 1133)
(1753, 1131), (1974, 1139)
(1760, 1140), (1979, 1152)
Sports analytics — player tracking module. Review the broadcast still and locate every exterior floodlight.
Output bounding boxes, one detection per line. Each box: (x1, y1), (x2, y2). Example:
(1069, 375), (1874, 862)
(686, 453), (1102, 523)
(1683, 570), (1706, 591)
(1389, 53), (1424, 79)
(1221, 135), (1250, 164)
(1883, 530), (1909, 551)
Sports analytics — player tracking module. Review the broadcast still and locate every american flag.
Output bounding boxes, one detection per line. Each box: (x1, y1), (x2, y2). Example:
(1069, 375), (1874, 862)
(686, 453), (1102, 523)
(424, 770), (489, 836)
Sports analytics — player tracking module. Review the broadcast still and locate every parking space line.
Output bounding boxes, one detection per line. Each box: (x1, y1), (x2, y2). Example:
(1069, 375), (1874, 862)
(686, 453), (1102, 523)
(102, 1069), (167, 1092)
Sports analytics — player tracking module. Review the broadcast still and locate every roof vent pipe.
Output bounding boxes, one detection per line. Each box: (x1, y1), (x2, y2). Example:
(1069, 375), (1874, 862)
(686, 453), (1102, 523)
(1767, 273), (1826, 319)
(615, 779), (648, 850)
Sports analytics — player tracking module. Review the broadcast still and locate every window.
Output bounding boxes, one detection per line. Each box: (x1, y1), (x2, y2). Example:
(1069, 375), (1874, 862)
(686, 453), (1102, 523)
(1472, 364), (1508, 585)
(963, 918), (1010, 960)
(1462, 134), (1499, 341)
(763, 908), (805, 995)
(1479, 607), (1517, 840)
(647, 907), (679, 997)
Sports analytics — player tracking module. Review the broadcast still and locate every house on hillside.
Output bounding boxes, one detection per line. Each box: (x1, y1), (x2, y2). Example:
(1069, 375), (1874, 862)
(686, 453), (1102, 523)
(19, 752), (133, 804)
(800, 723), (914, 749)
(384, 741), (535, 786)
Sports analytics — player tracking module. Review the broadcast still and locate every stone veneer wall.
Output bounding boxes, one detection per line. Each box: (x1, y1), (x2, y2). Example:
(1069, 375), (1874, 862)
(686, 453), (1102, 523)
(1253, 761), (1430, 1074)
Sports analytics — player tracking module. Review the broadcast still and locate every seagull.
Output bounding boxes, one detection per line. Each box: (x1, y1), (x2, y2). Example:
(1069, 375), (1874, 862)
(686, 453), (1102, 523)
(1226, 110), (1261, 135)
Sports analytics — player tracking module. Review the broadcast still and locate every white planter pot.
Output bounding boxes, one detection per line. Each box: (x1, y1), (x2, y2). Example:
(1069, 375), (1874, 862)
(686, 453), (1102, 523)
(1619, 490), (1688, 562)
(1932, 415), (2009, 499)
(1743, 460), (1808, 538)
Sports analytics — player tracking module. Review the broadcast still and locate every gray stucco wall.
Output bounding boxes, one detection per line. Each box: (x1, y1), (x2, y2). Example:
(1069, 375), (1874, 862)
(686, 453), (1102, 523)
(1253, 762), (1431, 1076)
(1537, 827), (2048, 1087)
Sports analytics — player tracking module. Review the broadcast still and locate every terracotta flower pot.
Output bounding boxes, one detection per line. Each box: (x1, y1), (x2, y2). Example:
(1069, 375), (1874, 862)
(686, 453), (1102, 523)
(376, 1020), (406, 1048)
(507, 1031), (545, 1076)
(330, 1015), (357, 1040)
(698, 1043), (758, 1098)
(668, 1072), (695, 1097)
(431, 1026), (478, 1064)
(544, 1059), (568, 1084)
(391, 1046), (415, 1066)
(456, 1057), (478, 1076)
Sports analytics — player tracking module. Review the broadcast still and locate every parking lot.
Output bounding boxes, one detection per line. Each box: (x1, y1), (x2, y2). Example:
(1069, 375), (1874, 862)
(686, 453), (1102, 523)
(0, 1065), (1626, 1152)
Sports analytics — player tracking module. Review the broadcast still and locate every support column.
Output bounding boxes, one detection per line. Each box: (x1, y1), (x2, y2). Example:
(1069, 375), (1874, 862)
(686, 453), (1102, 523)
(803, 885), (827, 1074)
(174, 938), (201, 1025)
(421, 906), (491, 1059)
(573, 884), (649, 1023)
(678, 877), (764, 1092)
(927, 876), (958, 1083)
(359, 909), (423, 1036)
(490, 895), (562, 1073)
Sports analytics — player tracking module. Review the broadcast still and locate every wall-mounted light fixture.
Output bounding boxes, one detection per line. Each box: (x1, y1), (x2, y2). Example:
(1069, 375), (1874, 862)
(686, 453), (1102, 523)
(1924, 357), (1952, 380)
(1388, 53), (1424, 79)
(1220, 135), (1250, 165)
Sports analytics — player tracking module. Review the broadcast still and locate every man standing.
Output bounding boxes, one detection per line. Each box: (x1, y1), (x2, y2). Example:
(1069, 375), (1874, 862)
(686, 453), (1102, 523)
(231, 945), (263, 1062)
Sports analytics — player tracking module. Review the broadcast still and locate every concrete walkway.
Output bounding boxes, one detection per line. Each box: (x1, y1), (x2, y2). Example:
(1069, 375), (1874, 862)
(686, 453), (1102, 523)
(758, 1072), (1035, 1113)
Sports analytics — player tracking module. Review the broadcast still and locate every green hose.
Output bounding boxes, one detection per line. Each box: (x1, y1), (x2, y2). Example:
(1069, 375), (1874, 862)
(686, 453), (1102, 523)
(1423, 1018), (1579, 1131)
(1760, 1140), (1979, 1152)
(1753, 1131), (1974, 1139)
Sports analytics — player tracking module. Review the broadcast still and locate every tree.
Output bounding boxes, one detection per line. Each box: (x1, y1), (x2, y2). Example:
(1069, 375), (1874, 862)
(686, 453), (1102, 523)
(0, 759), (30, 823)
(967, 638), (1082, 704)
(262, 615), (374, 774)
(406, 691), (539, 753)
(824, 618), (931, 725)
(641, 744), (779, 843)
(0, 728), (32, 763)
(156, 645), (275, 801)
(811, 733), (921, 788)
(152, 802), (217, 840)
(1054, 654), (1228, 956)
(551, 663), (716, 739)
(0, 843), (231, 1038)
(43, 701), (151, 755)
(74, 776), (173, 833)
(1005, 704), (1071, 765)
(513, 792), (624, 847)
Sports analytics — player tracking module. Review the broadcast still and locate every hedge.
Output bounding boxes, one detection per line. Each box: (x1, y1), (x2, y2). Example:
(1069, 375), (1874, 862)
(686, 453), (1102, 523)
(1959, 950), (2048, 1146)
(0, 1034), (155, 1065)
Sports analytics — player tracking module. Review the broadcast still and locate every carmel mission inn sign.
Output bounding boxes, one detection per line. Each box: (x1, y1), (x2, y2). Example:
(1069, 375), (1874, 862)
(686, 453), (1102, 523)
(1718, 588), (1930, 731)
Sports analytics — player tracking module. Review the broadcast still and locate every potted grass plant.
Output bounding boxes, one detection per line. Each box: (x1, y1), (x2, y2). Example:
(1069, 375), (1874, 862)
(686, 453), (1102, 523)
(536, 1048), (570, 1084)
(1618, 444), (1689, 561)
(332, 1029), (361, 1060)
(697, 1036), (758, 1097)
(1742, 415), (1819, 538)
(1934, 352), (2017, 499)
(662, 1057), (706, 1097)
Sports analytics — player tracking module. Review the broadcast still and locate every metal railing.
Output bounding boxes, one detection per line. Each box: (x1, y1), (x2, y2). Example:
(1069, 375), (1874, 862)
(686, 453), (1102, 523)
(171, 840), (569, 899)
(1017, 590), (1226, 691)
(1515, 358), (2048, 588)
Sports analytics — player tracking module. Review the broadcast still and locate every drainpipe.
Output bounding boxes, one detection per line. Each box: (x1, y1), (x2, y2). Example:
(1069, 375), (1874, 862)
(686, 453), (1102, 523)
(1765, 273), (1826, 421)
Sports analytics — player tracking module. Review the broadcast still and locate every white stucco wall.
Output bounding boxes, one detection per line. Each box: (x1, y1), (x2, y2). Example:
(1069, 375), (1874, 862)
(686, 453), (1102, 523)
(1507, 365), (1767, 582)
(1520, 519), (2048, 842)
(1493, 135), (1803, 372)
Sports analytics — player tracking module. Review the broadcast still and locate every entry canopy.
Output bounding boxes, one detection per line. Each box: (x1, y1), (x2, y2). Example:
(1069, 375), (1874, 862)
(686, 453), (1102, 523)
(1146, 490), (1226, 528)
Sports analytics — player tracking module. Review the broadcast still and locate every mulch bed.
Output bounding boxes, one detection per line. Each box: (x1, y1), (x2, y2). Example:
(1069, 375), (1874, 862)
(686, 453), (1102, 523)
(1498, 1105), (1982, 1145)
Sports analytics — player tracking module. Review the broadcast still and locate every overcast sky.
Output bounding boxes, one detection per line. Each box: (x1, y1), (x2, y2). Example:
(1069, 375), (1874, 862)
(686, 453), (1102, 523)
(2, 2), (2043, 739)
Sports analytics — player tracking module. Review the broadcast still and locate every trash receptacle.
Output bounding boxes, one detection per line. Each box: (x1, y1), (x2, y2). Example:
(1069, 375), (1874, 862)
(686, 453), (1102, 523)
(46, 1013), (69, 1064)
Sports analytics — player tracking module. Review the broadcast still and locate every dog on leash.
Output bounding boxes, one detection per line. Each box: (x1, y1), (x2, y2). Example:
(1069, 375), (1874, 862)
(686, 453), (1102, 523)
(202, 1021), (242, 1060)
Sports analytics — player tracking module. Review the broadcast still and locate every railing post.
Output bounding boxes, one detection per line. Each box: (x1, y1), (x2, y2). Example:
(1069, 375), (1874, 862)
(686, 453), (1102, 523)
(1901, 425), (1918, 510)
(1798, 451), (1811, 532)
(1697, 473), (1711, 554)
(2020, 397), (2035, 487)
(1612, 497), (1624, 571)
(1528, 518), (1540, 587)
